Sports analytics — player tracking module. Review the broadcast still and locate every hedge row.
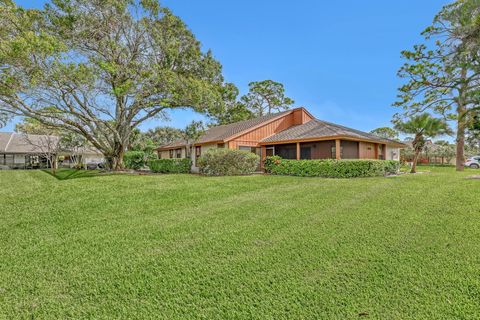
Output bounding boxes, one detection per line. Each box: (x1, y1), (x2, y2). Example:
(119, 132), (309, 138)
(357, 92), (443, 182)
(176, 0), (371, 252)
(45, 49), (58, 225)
(198, 148), (259, 176)
(148, 158), (191, 173)
(264, 156), (400, 178)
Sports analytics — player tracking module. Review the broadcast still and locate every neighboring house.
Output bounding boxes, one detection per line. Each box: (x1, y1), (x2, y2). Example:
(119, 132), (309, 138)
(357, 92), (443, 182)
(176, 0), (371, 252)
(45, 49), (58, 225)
(0, 132), (104, 169)
(157, 139), (190, 160)
(156, 107), (406, 172)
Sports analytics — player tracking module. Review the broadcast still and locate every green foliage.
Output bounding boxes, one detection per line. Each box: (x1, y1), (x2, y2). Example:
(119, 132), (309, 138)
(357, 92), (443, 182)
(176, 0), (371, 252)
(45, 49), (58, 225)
(198, 148), (259, 176)
(124, 151), (148, 170)
(370, 127), (399, 140)
(0, 0), (229, 169)
(144, 126), (184, 146)
(0, 111), (9, 128)
(241, 80), (294, 116)
(394, 0), (480, 170)
(394, 113), (451, 138)
(264, 156), (400, 178)
(14, 116), (60, 135)
(211, 82), (254, 125)
(184, 120), (205, 143)
(431, 142), (456, 163)
(394, 113), (451, 172)
(148, 158), (191, 173)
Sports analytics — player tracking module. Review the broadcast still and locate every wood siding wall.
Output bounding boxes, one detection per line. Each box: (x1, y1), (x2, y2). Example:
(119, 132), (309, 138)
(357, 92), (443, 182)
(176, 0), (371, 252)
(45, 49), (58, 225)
(359, 142), (376, 159)
(293, 108), (313, 125)
(228, 109), (312, 149)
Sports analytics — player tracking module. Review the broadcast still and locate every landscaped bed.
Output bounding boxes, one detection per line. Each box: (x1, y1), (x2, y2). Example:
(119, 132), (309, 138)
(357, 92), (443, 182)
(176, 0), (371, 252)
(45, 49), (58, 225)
(1, 167), (480, 318)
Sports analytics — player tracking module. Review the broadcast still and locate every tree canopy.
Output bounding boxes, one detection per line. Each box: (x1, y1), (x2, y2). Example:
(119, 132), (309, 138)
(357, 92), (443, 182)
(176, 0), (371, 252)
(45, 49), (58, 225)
(393, 0), (480, 171)
(394, 113), (451, 173)
(0, 0), (229, 169)
(369, 127), (399, 140)
(241, 80), (294, 117)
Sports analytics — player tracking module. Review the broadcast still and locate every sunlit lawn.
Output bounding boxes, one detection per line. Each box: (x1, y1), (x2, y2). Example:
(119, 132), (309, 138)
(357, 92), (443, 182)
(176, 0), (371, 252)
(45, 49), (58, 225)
(1, 167), (479, 319)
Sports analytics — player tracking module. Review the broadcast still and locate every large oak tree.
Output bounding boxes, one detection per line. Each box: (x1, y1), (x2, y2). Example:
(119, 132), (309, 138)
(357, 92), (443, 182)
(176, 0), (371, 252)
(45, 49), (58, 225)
(0, 0), (228, 169)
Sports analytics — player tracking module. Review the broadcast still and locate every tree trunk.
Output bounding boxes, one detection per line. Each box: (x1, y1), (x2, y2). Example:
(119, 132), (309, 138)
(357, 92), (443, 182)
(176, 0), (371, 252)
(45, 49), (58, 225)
(50, 154), (57, 176)
(411, 149), (421, 174)
(456, 114), (466, 171)
(456, 67), (467, 172)
(113, 146), (125, 171)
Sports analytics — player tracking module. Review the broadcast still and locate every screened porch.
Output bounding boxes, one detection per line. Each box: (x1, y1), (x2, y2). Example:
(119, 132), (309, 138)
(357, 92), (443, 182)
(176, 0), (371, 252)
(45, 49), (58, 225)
(263, 139), (386, 160)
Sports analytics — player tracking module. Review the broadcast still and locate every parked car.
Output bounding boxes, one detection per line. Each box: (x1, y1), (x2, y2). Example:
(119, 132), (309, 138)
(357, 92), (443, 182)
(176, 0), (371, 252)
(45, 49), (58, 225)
(465, 156), (480, 169)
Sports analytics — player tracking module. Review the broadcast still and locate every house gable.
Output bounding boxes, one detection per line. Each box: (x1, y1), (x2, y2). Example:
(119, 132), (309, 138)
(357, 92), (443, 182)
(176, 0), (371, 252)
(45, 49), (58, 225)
(227, 108), (313, 149)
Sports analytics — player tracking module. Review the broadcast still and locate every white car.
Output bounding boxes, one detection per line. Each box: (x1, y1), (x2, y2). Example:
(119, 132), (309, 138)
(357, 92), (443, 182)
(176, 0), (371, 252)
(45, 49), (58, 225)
(465, 156), (480, 169)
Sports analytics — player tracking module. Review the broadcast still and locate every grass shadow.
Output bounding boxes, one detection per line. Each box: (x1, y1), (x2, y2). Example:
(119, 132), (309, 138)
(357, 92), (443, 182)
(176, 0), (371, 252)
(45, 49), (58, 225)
(43, 168), (109, 181)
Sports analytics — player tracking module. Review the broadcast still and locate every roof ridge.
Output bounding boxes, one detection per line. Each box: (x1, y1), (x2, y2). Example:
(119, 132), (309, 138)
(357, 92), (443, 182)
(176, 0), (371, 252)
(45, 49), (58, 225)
(216, 109), (291, 129)
(4, 132), (14, 152)
(312, 119), (400, 144)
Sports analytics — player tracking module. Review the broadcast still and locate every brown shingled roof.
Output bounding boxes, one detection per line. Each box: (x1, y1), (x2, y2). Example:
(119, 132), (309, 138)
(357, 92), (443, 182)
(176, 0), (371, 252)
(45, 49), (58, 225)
(195, 110), (292, 144)
(156, 139), (189, 150)
(260, 119), (406, 147)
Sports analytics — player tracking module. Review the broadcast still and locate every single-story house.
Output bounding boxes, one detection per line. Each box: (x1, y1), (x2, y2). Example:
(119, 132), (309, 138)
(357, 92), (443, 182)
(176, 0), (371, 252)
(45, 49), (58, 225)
(156, 107), (406, 172)
(0, 132), (104, 169)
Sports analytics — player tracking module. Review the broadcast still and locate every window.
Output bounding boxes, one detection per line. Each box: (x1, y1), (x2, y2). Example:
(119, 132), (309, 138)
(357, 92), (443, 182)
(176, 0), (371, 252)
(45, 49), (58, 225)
(239, 146), (260, 155)
(176, 148), (182, 158)
(169, 150), (174, 158)
(217, 143), (225, 148)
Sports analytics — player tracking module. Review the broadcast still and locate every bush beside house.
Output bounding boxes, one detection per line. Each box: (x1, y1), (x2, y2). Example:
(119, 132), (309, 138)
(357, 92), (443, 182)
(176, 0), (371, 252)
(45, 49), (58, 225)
(124, 151), (148, 170)
(264, 156), (400, 178)
(148, 158), (192, 173)
(198, 148), (259, 176)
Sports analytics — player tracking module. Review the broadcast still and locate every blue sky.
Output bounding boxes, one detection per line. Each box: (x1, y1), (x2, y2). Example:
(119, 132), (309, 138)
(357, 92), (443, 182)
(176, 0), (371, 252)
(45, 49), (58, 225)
(5, 0), (450, 133)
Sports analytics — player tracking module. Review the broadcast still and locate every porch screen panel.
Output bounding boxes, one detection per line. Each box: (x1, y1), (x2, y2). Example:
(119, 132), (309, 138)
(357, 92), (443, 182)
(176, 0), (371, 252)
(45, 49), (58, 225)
(275, 144), (297, 159)
(341, 140), (359, 159)
(308, 140), (336, 159)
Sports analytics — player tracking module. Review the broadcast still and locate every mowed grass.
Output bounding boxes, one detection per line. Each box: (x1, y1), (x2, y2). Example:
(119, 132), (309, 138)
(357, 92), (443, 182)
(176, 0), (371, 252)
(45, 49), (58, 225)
(1, 168), (480, 319)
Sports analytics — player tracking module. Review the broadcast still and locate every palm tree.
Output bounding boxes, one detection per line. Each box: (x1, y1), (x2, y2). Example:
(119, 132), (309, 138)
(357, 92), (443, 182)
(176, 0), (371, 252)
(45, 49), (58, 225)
(394, 114), (452, 173)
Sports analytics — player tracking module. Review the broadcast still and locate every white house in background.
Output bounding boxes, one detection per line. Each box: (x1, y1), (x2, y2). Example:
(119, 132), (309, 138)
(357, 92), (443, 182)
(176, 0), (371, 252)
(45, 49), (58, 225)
(0, 132), (104, 170)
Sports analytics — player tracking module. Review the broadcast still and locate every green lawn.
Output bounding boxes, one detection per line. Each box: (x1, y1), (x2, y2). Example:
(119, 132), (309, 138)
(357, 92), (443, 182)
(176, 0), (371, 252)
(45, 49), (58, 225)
(1, 168), (480, 319)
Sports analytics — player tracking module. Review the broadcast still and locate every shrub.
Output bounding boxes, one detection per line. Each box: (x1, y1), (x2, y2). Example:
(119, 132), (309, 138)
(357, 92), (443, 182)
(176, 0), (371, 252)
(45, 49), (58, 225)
(124, 151), (147, 170)
(384, 160), (401, 175)
(264, 156), (400, 178)
(198, 148), (260, 176)
(148, 158), (191, 173)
